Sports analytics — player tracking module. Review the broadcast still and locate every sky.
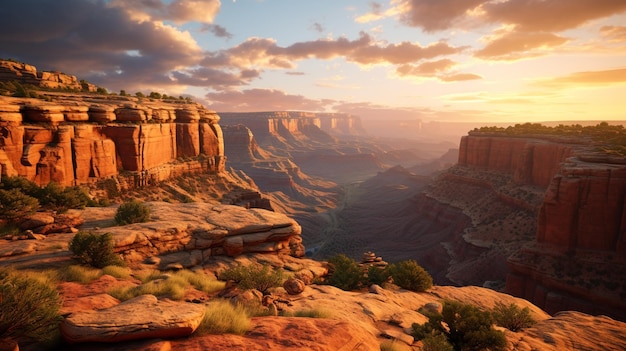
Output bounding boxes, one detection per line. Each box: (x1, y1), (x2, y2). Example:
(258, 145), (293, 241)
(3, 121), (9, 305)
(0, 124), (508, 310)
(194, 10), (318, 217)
(1, 0), (625, 123)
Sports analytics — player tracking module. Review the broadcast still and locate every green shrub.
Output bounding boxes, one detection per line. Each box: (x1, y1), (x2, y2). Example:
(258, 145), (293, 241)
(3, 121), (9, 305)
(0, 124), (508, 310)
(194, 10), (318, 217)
(366, 265), (390, 286)
(218, 264), (284, 293)
(115, 200), (151, 225)
(492, 302), (536, 331)
(37, 182), (90, 213)
(412, 300), (506, 351)
(0, 269), (62, 345)
(422, 334), (454, 351)
(196, 299), (251, 335)
(0, 188), (39, 222)
(69, 231), (124, 268)
(386, 260), (432, 292)
(0, 176), (39, 195)
(326, 254), (365, 291)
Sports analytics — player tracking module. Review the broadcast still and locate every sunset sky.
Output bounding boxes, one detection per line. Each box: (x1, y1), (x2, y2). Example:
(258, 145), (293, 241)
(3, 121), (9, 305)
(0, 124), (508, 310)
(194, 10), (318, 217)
(1, 0), (625, 123)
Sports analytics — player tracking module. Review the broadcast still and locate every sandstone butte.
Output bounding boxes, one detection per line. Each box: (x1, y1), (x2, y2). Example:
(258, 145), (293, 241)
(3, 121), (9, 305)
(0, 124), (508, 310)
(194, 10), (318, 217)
(457, 132), (626, 320)
(0, 59), (225, 189)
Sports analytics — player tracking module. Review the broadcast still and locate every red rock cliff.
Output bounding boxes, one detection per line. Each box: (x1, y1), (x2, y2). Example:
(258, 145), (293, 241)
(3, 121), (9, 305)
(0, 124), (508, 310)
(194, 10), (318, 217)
(0, 95), (225, 188)
(459, 134), (626, 320)
(458, 135), (576, 187)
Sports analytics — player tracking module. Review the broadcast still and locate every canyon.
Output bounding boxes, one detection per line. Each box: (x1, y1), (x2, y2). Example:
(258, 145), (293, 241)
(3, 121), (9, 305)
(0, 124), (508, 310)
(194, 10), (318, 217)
(217, 109), (626, 321)
(2, 60), (626, 349)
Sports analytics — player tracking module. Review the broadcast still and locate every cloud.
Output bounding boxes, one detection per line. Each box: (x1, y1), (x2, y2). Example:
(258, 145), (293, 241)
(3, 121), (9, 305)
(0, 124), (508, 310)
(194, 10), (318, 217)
(396, 0), (626, 33)
(482, 0), (626, 32)
(202, 32), (462, 71)
(601, 26), (626, 43)
(396, 0), (487, 32)
(475, 30), (569, 60)
(355, 2), (384, 23)
(535, 68), (626, 87)
(311, 22), (325, 33)
(355, 1), (404, 24)
(396, 59), (457, 76)
(171, 67), (260, 88)
(440, 73), (482, 82)
(205, 89), (332, 111)
(394, 0), (626, 61)
(0, 0), (203, 91)
(200, 24), (233, 39)
(396, 59), (482, 82)
(110, 0), (221, 24)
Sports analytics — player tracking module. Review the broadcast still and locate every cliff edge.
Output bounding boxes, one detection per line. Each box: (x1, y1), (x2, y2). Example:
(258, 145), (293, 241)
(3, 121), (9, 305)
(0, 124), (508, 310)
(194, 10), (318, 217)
(456, 127), (626, 320)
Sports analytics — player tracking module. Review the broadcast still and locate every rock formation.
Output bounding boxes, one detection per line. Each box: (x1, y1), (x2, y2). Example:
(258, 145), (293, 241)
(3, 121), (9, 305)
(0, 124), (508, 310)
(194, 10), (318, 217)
(455, 133), (626, 320)
(0, 60), (83, 91)
(89, 202), (304, 264)
(61, 294), (205, 343)
(219, 111), (366, 143)
(0, 94), (224, 188)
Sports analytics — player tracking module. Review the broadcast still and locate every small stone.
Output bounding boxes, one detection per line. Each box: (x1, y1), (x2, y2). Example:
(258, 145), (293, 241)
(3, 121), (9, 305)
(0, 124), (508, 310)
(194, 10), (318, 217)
(369, 284), (385, 294)
(381, 329), (414, 346)
(422, 302), (443, 315)
(164, 262), (183, 271)
(145, 256), (161, 265)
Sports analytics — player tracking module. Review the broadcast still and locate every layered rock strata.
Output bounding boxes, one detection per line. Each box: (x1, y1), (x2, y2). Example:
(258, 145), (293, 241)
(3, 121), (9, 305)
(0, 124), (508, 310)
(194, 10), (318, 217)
(0, 95), (224, 188)
(219, 111), (365, 142)
(100, 202), (304, 265)
(0, 60), (83, 90)
(456, 133), (626, 320)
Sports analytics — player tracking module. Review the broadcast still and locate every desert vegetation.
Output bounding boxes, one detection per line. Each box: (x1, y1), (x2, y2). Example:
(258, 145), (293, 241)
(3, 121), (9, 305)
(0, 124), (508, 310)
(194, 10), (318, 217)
(324, 254), (433, 292)
(218, 263), (285, 293)
(68, 231), (125, 268)
(114, 200), (151, 225)
(0, 269), (62, 346)
(0, 176), (92, 222)
(411, 300), (508, 351)
(472, 122), (626, 156)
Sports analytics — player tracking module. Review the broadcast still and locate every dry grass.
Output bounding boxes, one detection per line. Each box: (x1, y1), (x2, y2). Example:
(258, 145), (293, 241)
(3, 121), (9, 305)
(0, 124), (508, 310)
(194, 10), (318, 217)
(196, 299), (251, 335)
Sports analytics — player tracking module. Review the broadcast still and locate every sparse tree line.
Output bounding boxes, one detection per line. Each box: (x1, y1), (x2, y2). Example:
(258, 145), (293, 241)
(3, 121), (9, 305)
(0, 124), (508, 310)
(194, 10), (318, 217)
(0, 78), (193, 103)
(472, 122), (626, 156)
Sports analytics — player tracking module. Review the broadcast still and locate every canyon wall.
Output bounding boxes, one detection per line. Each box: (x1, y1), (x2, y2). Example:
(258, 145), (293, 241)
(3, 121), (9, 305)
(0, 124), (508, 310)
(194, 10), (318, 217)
(218, 111), (365, 144)
(0, 95), (225, 188)
(0, 60), (84, 91)
(457, 133), (626, 320)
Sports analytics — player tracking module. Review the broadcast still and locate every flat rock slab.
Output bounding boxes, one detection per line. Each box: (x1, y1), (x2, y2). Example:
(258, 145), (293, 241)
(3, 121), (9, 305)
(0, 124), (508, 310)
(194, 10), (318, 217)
(164, 316), (380, 351)
(61, 294), (205, 343)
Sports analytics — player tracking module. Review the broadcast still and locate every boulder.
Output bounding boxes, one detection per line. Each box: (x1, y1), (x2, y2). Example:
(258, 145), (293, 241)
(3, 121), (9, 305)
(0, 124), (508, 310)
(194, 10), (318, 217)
(283, 278), (305, 295)
(18, 212), (55, 230)
(61, 294), (205, 343)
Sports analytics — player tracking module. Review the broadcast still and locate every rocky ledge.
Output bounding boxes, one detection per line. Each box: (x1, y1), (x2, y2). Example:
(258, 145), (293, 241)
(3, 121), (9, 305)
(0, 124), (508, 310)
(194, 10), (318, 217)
(87, 201), (304, 265)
